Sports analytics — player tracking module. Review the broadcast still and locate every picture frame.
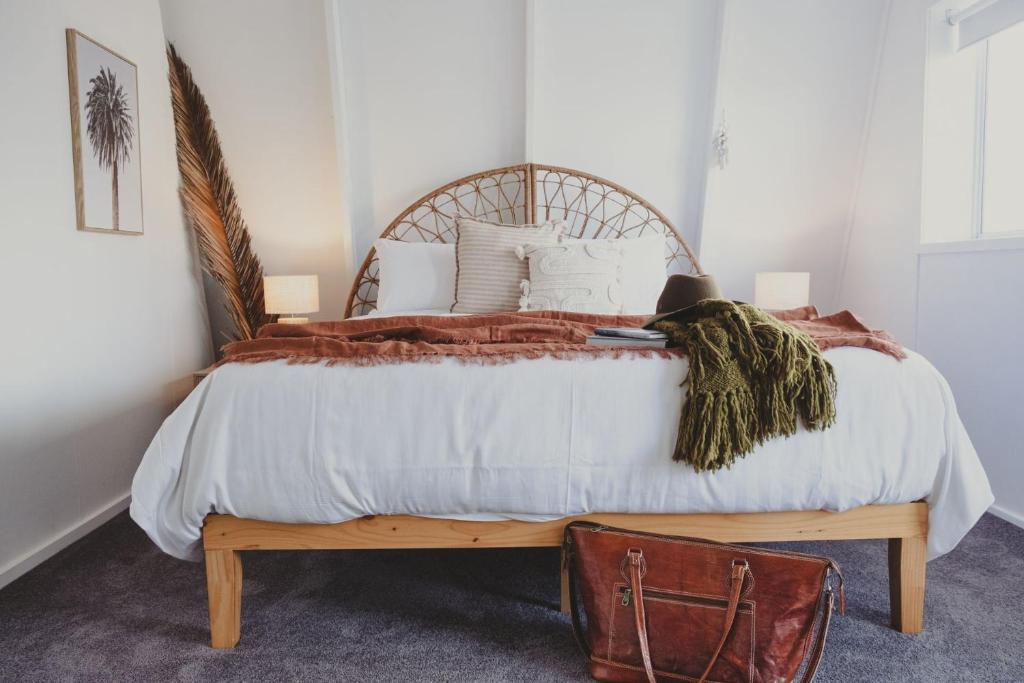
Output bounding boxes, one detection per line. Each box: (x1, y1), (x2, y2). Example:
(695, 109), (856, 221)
(65, 29), (144, 235)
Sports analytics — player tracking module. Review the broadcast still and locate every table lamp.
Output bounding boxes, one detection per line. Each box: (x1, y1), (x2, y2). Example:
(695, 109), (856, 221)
(264, 275), (319, 324)
(754, 272), (810, 311)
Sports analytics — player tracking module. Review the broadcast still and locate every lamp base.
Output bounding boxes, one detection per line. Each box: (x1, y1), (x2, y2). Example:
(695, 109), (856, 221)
(277, 316), (309, 325)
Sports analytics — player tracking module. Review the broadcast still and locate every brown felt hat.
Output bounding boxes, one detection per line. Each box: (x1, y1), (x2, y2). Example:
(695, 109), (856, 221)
(642, 274), (724, 328)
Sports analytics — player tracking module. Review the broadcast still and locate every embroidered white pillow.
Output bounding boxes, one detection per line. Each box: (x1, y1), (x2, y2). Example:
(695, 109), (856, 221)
(452, 217), (563, 313)
(566, 234), (667, 314)
(516, 241), (624, 314)
(374, 239), (456, 313)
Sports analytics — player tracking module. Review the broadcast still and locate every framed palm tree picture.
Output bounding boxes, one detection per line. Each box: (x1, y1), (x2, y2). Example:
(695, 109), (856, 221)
(66, 29), (143, 235)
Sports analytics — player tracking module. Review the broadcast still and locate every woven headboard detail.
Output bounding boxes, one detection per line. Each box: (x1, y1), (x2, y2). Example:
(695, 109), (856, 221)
(344, 163), (703, 317)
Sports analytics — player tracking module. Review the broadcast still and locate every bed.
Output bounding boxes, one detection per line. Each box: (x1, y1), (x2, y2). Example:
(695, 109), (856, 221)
(130, 163), (993, 649)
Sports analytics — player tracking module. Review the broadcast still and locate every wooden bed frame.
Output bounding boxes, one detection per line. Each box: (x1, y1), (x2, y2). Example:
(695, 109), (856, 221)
(199, 165), (929, 648)
(202, 503), (927, 648)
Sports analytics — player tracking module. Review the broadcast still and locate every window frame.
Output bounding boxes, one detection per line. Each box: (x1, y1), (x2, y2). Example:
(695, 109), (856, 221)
(920, 0), (1024, 252)
(970, 32), (1024, 240)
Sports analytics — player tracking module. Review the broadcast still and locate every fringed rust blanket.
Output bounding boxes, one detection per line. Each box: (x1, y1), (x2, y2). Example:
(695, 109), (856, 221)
(219, 311), (680, 366)
(219, 307), (904, 471)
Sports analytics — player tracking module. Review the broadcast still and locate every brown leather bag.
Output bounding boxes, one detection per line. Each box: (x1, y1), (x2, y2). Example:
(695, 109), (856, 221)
(564, 522), (844, 683)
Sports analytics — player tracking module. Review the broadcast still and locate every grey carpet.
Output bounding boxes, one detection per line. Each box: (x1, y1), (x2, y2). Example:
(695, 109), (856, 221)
(1, 512), (1022, 682)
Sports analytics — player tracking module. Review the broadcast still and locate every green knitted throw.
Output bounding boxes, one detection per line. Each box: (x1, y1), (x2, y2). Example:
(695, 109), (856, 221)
(653, 300), (836, 472)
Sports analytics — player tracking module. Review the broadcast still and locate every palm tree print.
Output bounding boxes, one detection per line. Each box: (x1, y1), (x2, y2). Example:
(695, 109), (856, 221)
(84, 67), (134, 229)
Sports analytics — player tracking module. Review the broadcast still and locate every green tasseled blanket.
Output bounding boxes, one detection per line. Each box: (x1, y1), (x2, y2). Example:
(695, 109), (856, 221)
(653, 300), (836, 472)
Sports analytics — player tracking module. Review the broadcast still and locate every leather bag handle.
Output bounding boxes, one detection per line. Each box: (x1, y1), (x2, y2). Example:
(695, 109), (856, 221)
(798, 589), (834, 682)
(628, 550), (748, 683)
(696, 560), (749, 683)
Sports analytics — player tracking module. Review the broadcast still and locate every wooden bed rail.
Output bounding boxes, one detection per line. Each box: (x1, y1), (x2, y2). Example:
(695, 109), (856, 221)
(202, 502), (928, 648)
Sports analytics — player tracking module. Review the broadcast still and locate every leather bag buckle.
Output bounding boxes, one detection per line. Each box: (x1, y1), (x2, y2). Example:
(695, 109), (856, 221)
(620, 548), (648, 581)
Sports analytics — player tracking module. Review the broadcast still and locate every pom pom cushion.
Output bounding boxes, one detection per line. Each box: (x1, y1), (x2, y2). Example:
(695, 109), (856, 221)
(566, 233), (667, 314)
(516, 241), (624, 313)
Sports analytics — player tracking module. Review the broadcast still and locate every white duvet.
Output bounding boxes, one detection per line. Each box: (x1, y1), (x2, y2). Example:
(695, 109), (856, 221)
(131, 333), (993, 562)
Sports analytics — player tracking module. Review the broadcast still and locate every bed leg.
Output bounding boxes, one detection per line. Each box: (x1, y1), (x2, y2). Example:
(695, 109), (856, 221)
(888, 536), (926, 633)
(205, 549), (242, 648)
(560, 545), (571, 615)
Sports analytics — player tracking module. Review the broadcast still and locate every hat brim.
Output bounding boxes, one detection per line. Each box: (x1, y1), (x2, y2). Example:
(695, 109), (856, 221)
(641, 305), (699, 329)
(642, 299), (749, 329)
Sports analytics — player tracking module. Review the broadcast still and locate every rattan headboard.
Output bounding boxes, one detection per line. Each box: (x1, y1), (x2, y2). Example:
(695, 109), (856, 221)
(344, 163), (703, 317)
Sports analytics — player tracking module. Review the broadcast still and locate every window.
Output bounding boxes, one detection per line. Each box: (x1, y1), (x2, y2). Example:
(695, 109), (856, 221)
(921, 0), (1024, 244)
(979, 21), (1024, 236)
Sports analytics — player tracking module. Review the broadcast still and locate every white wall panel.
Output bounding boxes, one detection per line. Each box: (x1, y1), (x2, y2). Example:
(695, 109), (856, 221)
(337, 0), (527, 262)
(836, 0), (929, 346)
(701, 0), (888, 306)
(532, 0), (720, 252)
(917, 248), (1024, 523)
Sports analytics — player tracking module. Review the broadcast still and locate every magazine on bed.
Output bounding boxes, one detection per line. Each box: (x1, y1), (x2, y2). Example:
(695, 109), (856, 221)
(588, 326), (667, 348)
(593, 326), (667, 340)
(585, 335), (667, 348)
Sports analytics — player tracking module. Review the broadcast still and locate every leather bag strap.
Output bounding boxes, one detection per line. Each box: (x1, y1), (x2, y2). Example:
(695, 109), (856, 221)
(797, 561), (841, 682)
(564, 528), (591, 658)
(628, 550), (749, 683)
(627, 550), (657, 683)
(799, 589), (835, 682)
(696, 561), (749, 683)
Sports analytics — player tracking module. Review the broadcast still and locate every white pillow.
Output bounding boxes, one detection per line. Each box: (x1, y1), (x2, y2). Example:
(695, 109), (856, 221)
(373, 239), (456, 313)
(516, 241), (624, 313)
(567, 234), (666, 314)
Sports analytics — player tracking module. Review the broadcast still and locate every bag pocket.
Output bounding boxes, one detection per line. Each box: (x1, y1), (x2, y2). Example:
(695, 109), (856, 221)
(607, 583), (755, 683)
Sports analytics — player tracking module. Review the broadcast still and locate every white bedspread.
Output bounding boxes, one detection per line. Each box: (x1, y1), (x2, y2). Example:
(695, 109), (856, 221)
(131, 341), (992, 562)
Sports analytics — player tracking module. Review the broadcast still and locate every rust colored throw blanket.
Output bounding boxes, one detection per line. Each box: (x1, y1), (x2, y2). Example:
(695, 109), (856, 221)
(772, 305), (905, 358)
(220, 308), (902, 368)
(220, 311), (679, 367)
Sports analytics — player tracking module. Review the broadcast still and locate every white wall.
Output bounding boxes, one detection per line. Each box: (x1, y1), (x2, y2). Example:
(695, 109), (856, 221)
(336, 0), (527, 263)
(916, 248), (1024, 524)
(532, 0), (721, 252)
(0, 0), (210, 587)
(837, 0), (928, 345)
(160, 0), (350, 320)
(839, 0), (1023, 524)
(700, 0), (888, 306)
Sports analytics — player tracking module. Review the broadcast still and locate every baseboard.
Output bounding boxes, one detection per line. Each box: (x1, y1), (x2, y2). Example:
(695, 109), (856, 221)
(989, 503), (1024, 530)
(0, 492), (131, 592)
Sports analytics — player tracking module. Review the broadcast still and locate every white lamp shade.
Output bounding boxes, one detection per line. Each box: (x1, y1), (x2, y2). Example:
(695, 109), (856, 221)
(264, 275), (319, 315)
(754, 272), (810, 310)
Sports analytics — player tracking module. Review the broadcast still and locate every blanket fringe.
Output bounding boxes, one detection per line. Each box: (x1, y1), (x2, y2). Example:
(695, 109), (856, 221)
(656, 301), (837, 472)
(216, 345), (683, 369)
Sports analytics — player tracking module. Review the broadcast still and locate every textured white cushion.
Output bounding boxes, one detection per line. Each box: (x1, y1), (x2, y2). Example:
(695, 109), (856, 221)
(452, 217), (563, 313)
(374, 239), (456, 313)
(567, 234), (667, 314)
(516, 241), (624, 313)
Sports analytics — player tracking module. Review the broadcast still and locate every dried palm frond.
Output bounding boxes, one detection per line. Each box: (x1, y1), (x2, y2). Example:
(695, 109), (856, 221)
(167, 43), (271, 341)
